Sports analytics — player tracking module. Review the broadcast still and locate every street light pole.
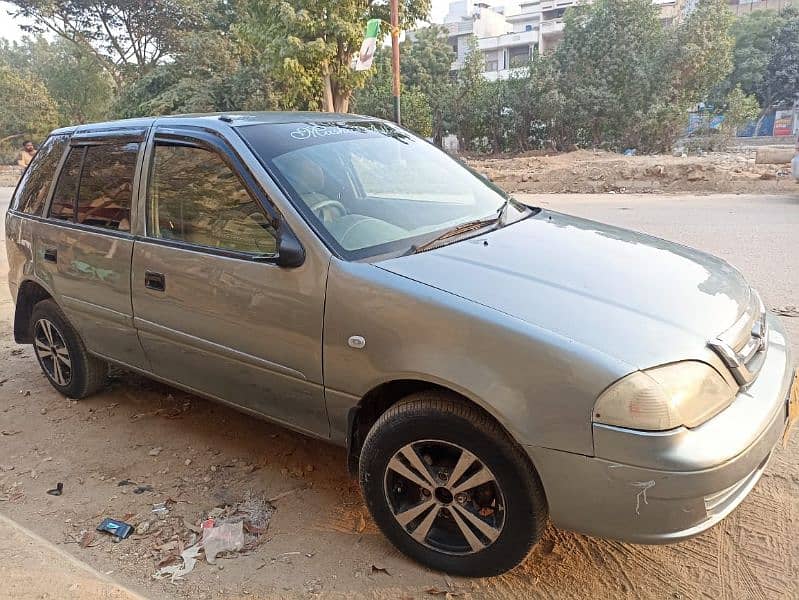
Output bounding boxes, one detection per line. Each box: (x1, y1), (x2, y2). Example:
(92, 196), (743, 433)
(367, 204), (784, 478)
(390, 0), (401, 125)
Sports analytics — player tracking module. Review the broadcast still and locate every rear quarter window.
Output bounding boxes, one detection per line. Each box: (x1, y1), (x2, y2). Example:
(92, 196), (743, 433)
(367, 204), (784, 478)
(11, 135), (69, 215)
(76, 142), (138, 231)
(49, 147), (84, 222)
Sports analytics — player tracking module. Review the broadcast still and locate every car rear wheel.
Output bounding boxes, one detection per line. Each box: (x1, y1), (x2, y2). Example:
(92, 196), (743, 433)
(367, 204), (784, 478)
(359, 391), (548, 576)
(30, 299), (108, 399)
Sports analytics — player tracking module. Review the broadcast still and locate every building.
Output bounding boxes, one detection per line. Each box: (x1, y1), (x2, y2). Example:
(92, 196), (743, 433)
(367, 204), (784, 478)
(440, 0), (696, 77)
(445, 2), (535, 81)
(726, 0), (794, 16)
(538, 0), (690, 52)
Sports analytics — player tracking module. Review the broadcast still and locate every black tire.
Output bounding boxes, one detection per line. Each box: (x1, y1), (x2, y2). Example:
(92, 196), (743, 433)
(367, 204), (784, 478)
(359, 391), (548, 576)
(30, 299), (108, 399)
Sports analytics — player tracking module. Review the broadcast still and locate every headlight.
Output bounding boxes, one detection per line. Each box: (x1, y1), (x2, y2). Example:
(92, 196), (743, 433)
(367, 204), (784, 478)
(593, 361), (736, 431)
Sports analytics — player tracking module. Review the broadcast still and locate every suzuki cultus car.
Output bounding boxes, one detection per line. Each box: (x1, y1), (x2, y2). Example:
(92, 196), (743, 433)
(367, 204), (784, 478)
(6, 113), (797, 576)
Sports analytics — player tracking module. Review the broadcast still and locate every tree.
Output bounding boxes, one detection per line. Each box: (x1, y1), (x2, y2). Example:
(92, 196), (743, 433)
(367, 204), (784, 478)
(554, 0), (668, 149)
(668, 0), (734, 106)
(757, 8), (799, 112)
(8, 0), (208, 90)
(401, 25), (455, 143)
(721, 84), (760, 139)
(503, 53), (564, 151)
(352, 50), (432, 136)
(0, 63), (59, 146)
(1, 37), (114, 123)
(720, 10), (784, 101)
(114, 32), (278, 117)
(241, 0), (431, 112)
(451, 36), (487, 149)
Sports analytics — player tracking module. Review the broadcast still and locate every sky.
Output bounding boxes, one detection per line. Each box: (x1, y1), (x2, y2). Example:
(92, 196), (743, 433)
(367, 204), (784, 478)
(1, 2), (36, 42)
(0, 0), (455, 43)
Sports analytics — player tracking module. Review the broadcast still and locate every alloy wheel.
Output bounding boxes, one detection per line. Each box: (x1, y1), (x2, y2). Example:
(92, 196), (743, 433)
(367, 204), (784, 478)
(384, 439), (505, 555)
(33, 318), (72, 386)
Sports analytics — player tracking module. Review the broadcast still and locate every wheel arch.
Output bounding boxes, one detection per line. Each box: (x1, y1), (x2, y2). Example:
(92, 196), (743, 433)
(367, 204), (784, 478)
(13, 279), (55, 344)
(345, 377), (529, 478)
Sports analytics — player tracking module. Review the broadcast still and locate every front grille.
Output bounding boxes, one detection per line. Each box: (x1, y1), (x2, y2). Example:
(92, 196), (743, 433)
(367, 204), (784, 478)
(709, 290), (768, 387)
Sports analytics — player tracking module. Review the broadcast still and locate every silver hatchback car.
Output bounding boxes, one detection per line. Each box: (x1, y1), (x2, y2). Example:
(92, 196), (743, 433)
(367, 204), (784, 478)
(6, 113), (798, 576)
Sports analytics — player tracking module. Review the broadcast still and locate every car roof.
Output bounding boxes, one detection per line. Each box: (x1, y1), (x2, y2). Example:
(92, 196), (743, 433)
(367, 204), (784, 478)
(50, 112), (376, 137)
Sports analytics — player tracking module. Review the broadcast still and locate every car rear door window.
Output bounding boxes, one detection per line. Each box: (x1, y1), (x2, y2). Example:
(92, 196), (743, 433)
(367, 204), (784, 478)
(48, 147), (84, 222)
(76, 142), (138, 231)
(13, 134), (69, 215)
(148, 143), (277, 255)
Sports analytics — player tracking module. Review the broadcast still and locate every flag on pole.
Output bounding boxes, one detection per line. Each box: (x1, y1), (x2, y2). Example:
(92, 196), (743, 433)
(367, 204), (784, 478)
(354, 19), (381, 71)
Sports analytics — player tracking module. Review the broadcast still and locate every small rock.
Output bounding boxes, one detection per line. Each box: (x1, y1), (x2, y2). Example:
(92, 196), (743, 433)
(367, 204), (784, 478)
(30, 469), (38, 479)
(40, 407), (47, 415)
(210, 465), (217, 472)
(305, 465), (314, 473)
(184, 459), (192, 466)
(148, 447), (162, 457)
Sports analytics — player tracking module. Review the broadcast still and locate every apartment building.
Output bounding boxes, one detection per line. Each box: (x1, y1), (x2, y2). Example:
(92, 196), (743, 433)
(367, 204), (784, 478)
(538, 0), (690, 51)
(441, 0), (794, 79)
(441, 0), (695, 77)
(726, 0), (794, 15)
(445, 1), (540, 80)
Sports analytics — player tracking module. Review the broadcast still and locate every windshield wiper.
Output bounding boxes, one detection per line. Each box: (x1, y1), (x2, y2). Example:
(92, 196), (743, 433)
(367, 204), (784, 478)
(408, 215), (500, 255)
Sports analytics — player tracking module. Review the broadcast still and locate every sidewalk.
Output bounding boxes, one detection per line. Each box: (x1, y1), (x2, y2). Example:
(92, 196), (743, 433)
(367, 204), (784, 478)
(0, 512), (149, 600)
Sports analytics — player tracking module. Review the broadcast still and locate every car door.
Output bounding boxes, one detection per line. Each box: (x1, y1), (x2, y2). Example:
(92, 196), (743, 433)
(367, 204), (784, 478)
(35, 130), (149, 370)
(130, 127), (328, 437)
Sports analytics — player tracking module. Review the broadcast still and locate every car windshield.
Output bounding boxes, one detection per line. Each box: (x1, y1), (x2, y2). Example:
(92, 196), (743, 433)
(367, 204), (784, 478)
(236, 120), (530, 260)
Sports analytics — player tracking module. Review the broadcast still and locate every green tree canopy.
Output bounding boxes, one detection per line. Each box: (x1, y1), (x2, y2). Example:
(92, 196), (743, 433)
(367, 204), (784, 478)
(554, 0), (668, 148)
(0, 62), (59, 144)
(722, 9), (784, 101)
(758, 7), (799, 111)
(353, 50), (432, 137)
(1, 37), (114, 123)
(241, 0), (431, 112)
(114, 32), (278, 117)
(8, 0), (209, 89)
(401, 25), (455, 142)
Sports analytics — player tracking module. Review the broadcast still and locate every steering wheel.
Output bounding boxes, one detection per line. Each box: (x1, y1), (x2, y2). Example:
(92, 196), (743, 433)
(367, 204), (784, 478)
(310, 199), (348, 222)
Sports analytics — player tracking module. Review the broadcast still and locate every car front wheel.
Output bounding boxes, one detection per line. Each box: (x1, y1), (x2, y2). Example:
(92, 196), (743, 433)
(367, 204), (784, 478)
(359, 391), (548, 576)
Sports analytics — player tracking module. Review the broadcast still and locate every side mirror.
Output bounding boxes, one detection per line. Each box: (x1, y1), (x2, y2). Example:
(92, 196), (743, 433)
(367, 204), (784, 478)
(275, 230), (305, 268)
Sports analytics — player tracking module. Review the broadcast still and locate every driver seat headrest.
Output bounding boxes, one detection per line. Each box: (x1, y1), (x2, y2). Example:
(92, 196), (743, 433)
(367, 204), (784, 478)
(286, 157), (326, 194)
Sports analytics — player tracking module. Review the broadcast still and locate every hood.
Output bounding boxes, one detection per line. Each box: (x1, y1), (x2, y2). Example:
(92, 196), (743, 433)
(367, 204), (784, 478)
(377, 210), (751, 369)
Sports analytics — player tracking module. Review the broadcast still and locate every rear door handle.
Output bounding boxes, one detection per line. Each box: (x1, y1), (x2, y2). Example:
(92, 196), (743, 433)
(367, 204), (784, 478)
(144, 270), (166, 292)
(43, 248), (57, 263)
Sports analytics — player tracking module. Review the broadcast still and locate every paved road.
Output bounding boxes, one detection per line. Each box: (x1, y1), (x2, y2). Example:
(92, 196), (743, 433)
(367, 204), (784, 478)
(1, 189), (797, 600)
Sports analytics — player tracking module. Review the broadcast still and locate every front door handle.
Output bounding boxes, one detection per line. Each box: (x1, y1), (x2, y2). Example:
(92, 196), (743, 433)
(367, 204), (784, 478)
(43, 248), (57, 263)
(144, 270), (166, 292)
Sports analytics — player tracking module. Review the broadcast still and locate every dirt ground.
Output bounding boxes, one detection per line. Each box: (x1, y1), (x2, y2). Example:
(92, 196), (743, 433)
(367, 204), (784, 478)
(1, 188), (797, 600)
(466, 149), (798, 194)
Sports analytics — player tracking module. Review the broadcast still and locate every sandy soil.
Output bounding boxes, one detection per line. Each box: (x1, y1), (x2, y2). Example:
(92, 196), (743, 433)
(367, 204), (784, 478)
(465, 149), (798, 194)
(0, 189), (797, 600)
(0, 512), (147, 600)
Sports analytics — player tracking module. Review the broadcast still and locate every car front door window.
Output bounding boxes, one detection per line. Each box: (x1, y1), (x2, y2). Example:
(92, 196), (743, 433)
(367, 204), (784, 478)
(148, 143), (277, 255)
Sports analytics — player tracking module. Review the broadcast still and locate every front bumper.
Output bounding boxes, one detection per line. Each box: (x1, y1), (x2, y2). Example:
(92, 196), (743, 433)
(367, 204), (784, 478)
(527, 315), (795, 544)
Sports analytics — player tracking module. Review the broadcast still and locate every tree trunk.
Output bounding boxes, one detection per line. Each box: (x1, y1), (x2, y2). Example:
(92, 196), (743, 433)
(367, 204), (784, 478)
(334, 92), (350, 113)
(321, 68), (334, 112)
(754, 101), (772, 137)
